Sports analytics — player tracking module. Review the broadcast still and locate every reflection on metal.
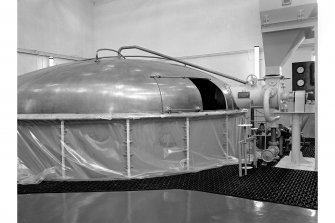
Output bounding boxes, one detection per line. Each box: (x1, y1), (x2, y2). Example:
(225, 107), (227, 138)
(154, 77), (203, 113)
(17, 190), (317, 223)
(18, 57), (235, 114)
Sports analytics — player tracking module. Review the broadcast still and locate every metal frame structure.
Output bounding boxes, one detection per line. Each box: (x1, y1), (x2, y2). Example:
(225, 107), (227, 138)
(18, 110), (246, 180)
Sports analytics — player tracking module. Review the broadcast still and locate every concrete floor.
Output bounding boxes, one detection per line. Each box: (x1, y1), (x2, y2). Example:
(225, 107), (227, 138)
(18, 189), (317, 223)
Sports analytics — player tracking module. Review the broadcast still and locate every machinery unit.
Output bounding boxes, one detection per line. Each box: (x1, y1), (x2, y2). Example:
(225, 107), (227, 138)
(17, 41), (316, 183)
(17, 46), (248, 184)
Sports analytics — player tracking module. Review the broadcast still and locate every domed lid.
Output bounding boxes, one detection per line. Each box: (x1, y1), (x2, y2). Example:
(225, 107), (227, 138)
(18, 58), (235, 114)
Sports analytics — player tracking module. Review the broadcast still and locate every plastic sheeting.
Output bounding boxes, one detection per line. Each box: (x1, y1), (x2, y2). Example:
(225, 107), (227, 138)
(18, 114), (245, 184)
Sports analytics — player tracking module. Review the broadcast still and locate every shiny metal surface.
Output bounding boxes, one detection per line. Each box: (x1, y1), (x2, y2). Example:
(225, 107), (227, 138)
(154, 77), (203, 112)
(18, 190), (317, 223)
(18, 58), (235, 114)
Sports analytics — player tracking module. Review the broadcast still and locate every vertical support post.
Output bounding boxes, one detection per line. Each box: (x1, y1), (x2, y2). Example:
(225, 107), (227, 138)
(254, 46), (260, 79)
(238, 142), (242, 177)
(291, 114), (301, 164)
(279, 136), (284, 156)
(253, 137), (257, 168)
(314, 23), (318, 171)
(244, 141), (247, 175)
(241, 126), (247, 175)
(264, 123), (267, 150)
(251, 108), (255, 128)
(126, 119), (131, 178)
(226, 115), (229, 161)
(60, 120), (65, 179)
(186, 117), (190, 171)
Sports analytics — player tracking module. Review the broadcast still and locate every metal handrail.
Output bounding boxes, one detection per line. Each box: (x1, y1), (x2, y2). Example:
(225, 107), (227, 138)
(123, 55), (167, 60)
(118, 45), (247, 84)
(95, 48), (125, 61)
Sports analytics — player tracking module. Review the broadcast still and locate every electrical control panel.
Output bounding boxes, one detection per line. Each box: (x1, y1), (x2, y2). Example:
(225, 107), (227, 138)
(292, 61), (315, 92)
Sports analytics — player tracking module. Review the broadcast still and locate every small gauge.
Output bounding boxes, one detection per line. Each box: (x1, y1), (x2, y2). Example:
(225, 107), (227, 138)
(297, 79), (305, 87)
(297, 66), (305, 74)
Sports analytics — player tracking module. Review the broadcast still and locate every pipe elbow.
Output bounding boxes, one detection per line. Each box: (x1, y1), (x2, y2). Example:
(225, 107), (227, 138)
(263, 88), (280, 123)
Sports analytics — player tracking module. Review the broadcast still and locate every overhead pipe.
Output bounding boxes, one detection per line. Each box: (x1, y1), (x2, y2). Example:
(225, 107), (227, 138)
(118, 45), (247, 84)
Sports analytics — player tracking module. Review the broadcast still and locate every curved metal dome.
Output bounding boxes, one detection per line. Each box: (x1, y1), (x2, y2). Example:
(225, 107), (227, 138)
(18, 58), (236, 114)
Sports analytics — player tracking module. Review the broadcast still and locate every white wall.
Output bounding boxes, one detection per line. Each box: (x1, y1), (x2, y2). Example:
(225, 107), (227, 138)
(17, 54), (74, 75)
(18, 0), (94, 75)
(183, 51), (266, 85)
(19, 0), (264, 81)
(94, 0), (263, 84)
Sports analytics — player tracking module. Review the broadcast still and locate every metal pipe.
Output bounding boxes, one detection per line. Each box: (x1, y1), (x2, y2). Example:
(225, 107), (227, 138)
(96, 48), (125, 61)
(251, 108), (255, 128)
(264, 123), (267, 150)
(18, 48), (84, 61)
(263, 88), (280, 122)
(270, 128), (276, 142)
(166, 107), (201, 113)
(118, 45), (247, 84)
(279, 136), (284, 156)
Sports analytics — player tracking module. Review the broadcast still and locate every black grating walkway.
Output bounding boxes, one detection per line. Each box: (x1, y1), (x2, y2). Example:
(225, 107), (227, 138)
(18, 165), (318, 210)
(301, 144), (315, 158)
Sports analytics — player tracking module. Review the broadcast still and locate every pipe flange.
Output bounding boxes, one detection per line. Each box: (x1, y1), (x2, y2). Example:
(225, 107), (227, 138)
(269, 141), (279, 146)
(261, 146), (279, 162)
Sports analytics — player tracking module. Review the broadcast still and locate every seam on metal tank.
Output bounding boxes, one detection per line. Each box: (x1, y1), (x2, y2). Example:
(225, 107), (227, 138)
(152, 77), (164, 113)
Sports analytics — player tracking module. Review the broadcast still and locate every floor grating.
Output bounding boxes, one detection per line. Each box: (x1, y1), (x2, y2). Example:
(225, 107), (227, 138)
(18, 164), (317, 210)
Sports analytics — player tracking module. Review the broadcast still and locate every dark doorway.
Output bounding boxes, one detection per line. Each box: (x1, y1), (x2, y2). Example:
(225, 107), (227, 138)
(189, 78), (226, 110)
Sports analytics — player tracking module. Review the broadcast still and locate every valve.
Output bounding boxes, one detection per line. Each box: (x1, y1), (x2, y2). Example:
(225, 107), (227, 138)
(261, 145), (279, 162)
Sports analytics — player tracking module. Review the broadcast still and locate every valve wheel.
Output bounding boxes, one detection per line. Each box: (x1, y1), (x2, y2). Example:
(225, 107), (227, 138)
(246, 74), (258, 86)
